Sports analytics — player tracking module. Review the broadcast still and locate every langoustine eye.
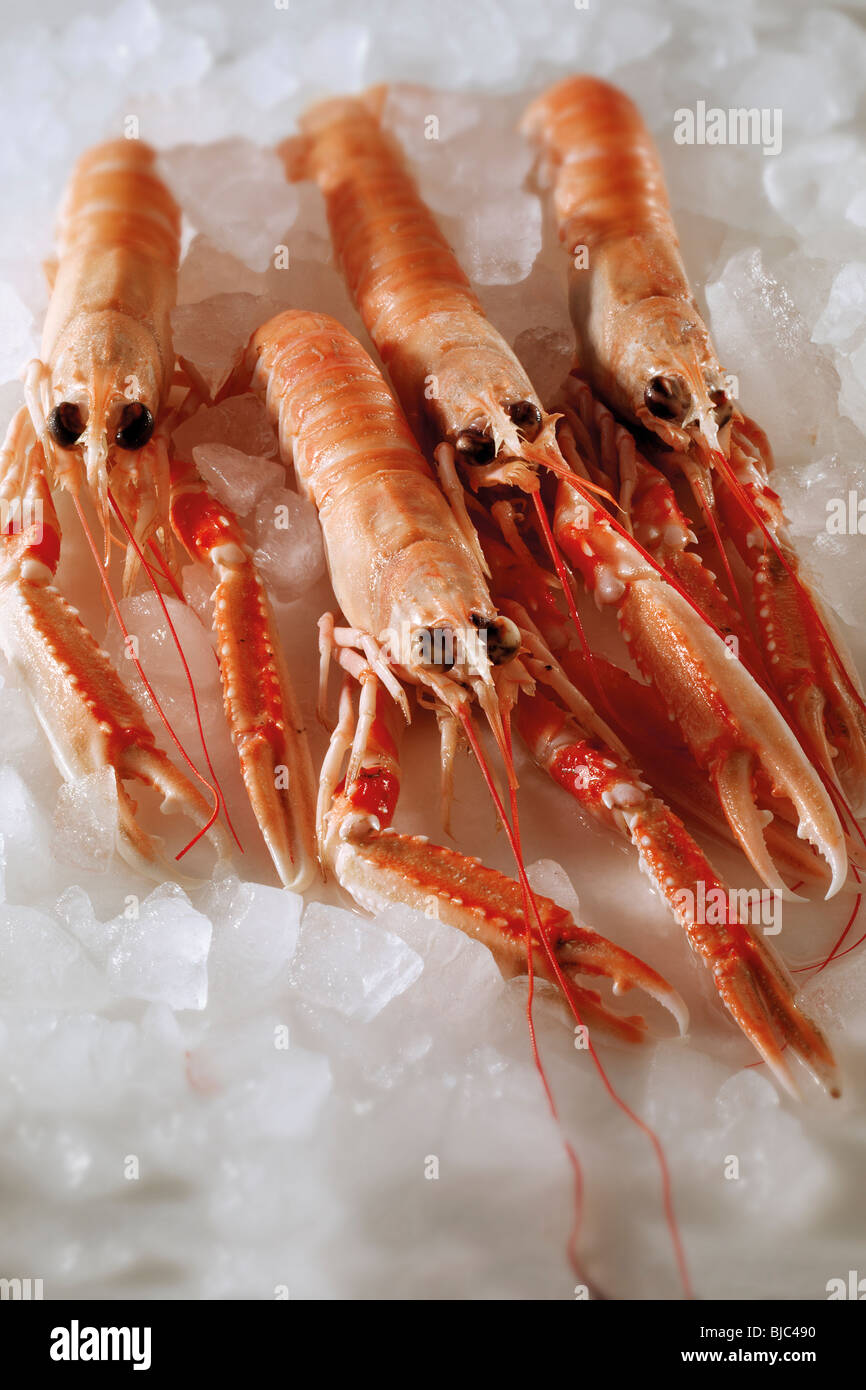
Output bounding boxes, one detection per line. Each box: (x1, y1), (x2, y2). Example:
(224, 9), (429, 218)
(644, 374), (690, 424)
(115, 402), (154, 450)
(454, 427), (496, 464)
(47, 402), (85, 448)
(507, 400), (543, 441)
(470, 612), (521, 666)
(411, 615), (520, 671)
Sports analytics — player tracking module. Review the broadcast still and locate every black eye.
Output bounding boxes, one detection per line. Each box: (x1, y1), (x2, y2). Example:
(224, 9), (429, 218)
(508, 400), (543, 441)
(454, 428), (496, 464)
(479, 614), (521, 666)
(115, 403), (154, 451)
(47, 403), (85, 448)
(644, 376), (688, 423)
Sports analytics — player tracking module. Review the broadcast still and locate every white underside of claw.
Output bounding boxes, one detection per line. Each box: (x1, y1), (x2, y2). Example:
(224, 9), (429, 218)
(624, 577), (848, 900)
(327, 835), (386, 916)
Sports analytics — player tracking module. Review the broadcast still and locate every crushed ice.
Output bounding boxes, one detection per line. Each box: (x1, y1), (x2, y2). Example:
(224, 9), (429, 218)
(0, 0), (863, 1302)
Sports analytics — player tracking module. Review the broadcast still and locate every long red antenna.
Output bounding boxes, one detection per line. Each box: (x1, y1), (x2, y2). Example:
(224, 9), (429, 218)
(792, 864), (864, 976)
(72, 491), (222, 855)
(459, 705), (693, 1299)
(109, 494), (242, 856)
(146, 536), (186, 603)
(455, 705), (590, 1287)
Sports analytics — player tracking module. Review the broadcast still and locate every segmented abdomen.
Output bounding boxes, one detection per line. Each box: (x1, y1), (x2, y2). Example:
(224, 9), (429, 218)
(522, 76), (678, 257)
(298, 101), (481, 346)
(291, 99), (538, 446)
(247, 309), (496, 639)
(57, 139), (180, 269)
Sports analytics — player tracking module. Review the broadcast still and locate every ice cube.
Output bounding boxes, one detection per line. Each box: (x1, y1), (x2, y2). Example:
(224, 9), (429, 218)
(250, 488), (326, 601)
(380, 84), (482, 161)
(288, 902), (424, 1022)
(54, 883), (101, 950)
(305, 23), (370, 96)
(225, 39), (300, 112)
(731, 52), (844, 137)
(368, 9), (521, 90)
(418, 110), (533, 221)
(107, 593), (219, 705)
(52, 767), (119, 874)
(643, 1037), (731, 1131)
(579, 2), (674, 78)
(5, 1010), (161, 1116)
(172, 292), (288, 401)
(704, 248), (841, 468)
(764, 135), (866, 258)
(801, 933), (866, 1043)
(233, 1044), (333, 1140)
(512, 327), (575, 409)
(716, 1067), (780, 1119)
(57, 880), (212, 1011)
(107, 883), (212, 1011)
(177, 234), (273, 305)
(192, 443), (284, 517)
(448, 195), (542, 286)
(206, 874), (302, 1004)
(475, 261), (572, 382)
(847, 189), (866, 229)
(836, 341), (866, 440)
(172, 393), (278, 461)
(663, 12), (757, 82)
(810, 532), (866, 627)
(793, 10), (866, 131)
(159, 140), (299, 271)
(784, 451), (866, 543)
(0, 902), (105, 1007)
(262, 254), (358, 324)
(712, 1071), (833, 1221)
(181, 563), (215, 624)
(62, 0), (163, 76)
(147, 17), (211, 95)
(376, 902), (505, 1023)
(771, 250), (839, 340)
(667, 140), (778, 241)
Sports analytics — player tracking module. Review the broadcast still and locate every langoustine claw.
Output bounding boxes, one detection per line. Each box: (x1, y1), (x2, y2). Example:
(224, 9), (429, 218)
(486, 540), (838, 1095)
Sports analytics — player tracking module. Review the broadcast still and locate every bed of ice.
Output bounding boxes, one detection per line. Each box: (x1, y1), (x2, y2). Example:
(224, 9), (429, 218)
(1, 0), (865, 1301)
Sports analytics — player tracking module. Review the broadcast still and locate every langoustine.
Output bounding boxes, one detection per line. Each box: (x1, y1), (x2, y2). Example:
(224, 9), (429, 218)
(1, 138), (317, 888)
(522, 75), (866, 818)
(227, 306), (686, 1041)
(283, 92), (842, 1094)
